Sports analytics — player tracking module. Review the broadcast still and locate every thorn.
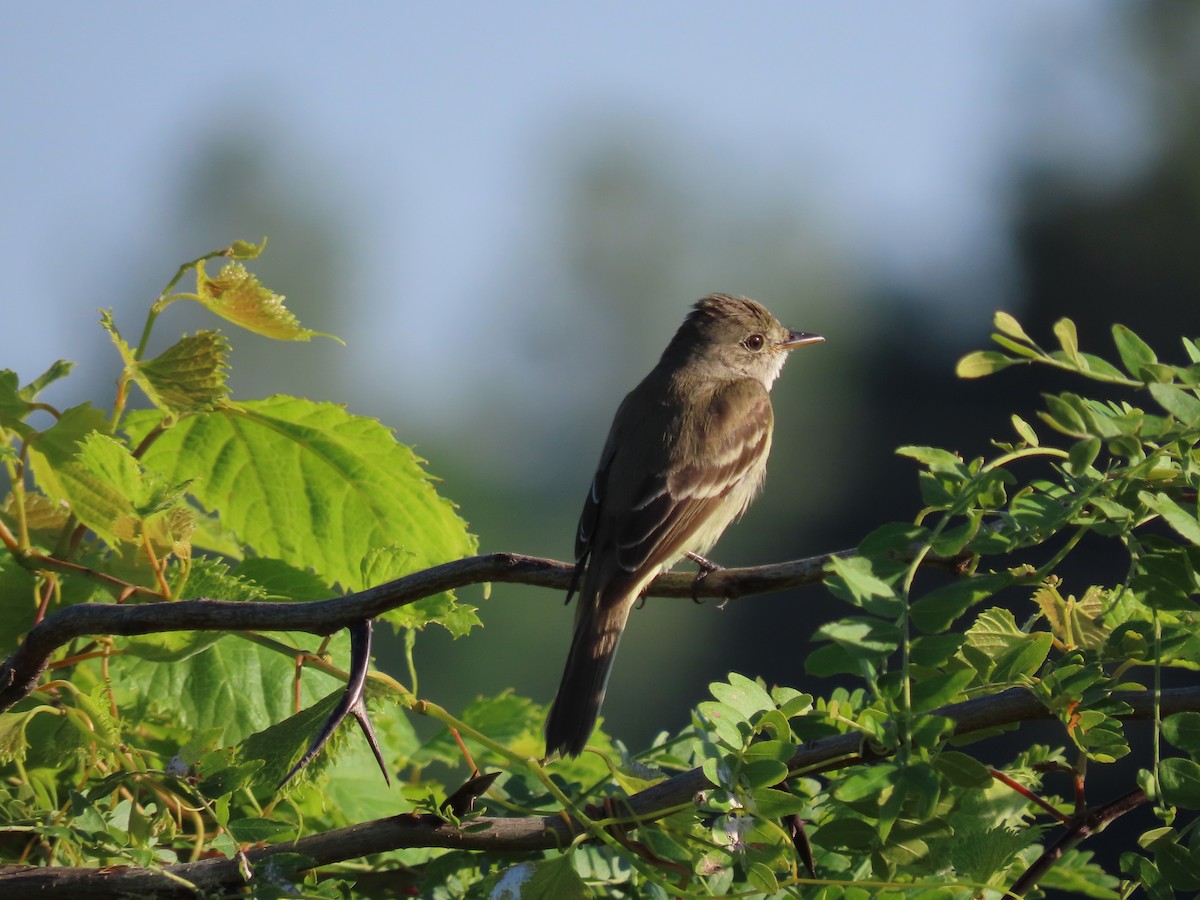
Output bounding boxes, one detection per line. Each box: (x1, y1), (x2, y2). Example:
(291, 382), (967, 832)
(278, 620), (388, 790)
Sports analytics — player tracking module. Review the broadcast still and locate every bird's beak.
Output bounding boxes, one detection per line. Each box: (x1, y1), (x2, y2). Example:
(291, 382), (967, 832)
(779, 330), (825, 350)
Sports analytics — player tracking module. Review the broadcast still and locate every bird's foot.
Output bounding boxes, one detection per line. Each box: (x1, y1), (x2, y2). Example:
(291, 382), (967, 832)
(685, 551), (724, 604)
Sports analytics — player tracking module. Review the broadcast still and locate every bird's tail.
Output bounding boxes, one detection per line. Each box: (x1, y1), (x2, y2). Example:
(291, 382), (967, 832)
(544, 596), (632, 757)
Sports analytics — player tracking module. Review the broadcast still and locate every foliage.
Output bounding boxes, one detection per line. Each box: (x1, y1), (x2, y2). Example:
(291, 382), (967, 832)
(1, 249), (1199, 898)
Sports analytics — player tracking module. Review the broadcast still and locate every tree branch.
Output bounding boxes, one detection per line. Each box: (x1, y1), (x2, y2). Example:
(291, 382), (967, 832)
(0, 550), (846, 713)
(2, 685), (1195, 897)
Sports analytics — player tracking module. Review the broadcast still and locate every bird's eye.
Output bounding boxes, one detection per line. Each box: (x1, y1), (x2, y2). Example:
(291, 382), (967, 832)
(743, 334), (765, 352)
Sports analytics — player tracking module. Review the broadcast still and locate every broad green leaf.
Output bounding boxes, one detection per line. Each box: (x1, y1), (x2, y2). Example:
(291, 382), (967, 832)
(134, 331), (231, 415)
(994, 311), (1032, 343)
(1160, 757), (1200, 809)
(192, 260), (341, 343)
(124, 398), (477, 592)
(112, 633), (345, 747)
(910, 574), (1012, 634)
(1155, 841), (1200, 891)
(710, 673), (775, 719)
(1163, 712), (1200, 756)
(956, 350), (1018, 379)
(1149, 383), (1200, 426)
(1140, 492), (1200, 547)
(44, 433), (143, 547)
(1112, 324), (1157, 378)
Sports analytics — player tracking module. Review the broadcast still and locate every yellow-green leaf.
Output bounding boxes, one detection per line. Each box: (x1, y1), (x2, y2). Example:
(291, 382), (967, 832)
(193, 260), (341, 343)
(956, 350), (1019, 379)
(994, 311), (1032, 343)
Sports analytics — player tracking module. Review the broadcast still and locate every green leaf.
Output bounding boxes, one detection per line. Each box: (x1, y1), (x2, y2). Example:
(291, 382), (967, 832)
(698, 701), (748, 749)
(956, 350), (1018, 379)
(992, 632), (1053, 683)
(1054, 317), (1082, 366)
(499, 854), (590, 900)
(1011, 414), (1039, 447)
(227, 817), (296, 843)
(44, 433), (143, 547)
(111, 633), (344, 747)
(710, 673), (775, 719)
(1112, 324), (1157, 379)
(933, 751), (992, 788)
(133, 331), (231, 415)
(124, 398), (477, 592)
(826, 554), (902, 614)
(834, 762), (898, 804)
(1155, 840), (1200, 891)
(897, 445), (966, 474)
(749, 786), (807, 818)
(1067, 437), (1102, 476)
(1160, 758), (1200, 809)
(1149, 383), (1200, 426)
(994, 311), (1032, 343)
(1139, 492), (1200, 547)
(1162, 712), (1200, 756)
(910, 574), (1012, 634)
(813, 616), (901, 654)
(811, 816), (879, 852)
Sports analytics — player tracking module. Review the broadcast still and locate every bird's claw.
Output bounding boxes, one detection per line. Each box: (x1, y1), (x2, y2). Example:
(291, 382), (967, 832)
(685, 551), (723, 604)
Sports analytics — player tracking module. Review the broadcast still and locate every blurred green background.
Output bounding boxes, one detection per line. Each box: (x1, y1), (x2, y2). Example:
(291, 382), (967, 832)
(3, 2), (1200, 750)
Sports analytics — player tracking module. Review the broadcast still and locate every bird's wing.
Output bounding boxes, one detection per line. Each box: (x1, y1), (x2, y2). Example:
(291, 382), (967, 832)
(611, 378), (773, 577)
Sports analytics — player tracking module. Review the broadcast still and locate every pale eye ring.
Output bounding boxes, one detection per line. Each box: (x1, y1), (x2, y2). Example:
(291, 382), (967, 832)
(743, 334), (765, 352)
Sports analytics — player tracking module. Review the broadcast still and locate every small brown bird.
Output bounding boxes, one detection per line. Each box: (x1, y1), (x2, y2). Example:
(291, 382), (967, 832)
(544, 294), (823, 757)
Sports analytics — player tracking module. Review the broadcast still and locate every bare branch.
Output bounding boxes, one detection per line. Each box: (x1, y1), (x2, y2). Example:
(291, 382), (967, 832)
(0, 550), (845, 713)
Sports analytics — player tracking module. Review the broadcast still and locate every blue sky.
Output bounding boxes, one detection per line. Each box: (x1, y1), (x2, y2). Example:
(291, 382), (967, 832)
(2, 3), (1145, 423)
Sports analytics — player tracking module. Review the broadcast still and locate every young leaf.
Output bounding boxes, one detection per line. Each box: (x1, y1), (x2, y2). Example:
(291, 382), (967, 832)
(124, 398), (477, 592)
(193, 260), (342, 343)
(994, 311), (1032, 343)
(1011, 414), (1039, 447)
(134, 331), (231, 415)
(1054, 317), (1082, 366)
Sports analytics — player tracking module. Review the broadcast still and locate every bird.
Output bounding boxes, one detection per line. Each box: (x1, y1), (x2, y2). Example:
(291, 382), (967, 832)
(544, 294), (824, 757)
